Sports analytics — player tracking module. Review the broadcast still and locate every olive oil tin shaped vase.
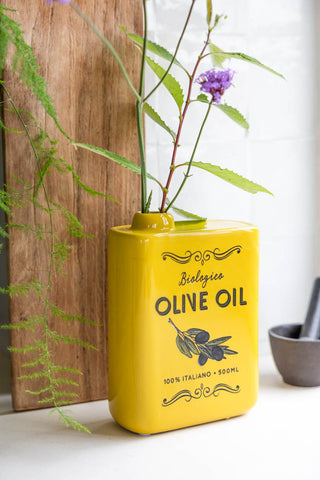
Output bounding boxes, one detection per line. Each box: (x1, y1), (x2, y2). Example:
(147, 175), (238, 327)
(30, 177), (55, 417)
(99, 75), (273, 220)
(108, 213), (259, 434)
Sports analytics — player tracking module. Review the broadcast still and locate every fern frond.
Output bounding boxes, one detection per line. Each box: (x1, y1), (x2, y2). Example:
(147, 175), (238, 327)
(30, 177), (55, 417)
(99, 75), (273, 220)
(51, 366), (83, 375)
(0, 9), (56, 118)
(5, 184), (29, 207)
(2, 279), (44, 298)
(1, 316), (44, 331)
(1, 84), (91, 433)
(7, 222), (47, 240)
(28, 194), (51, 213)
(0, 16), (10, 72)
(8, 341), (45, 353)
(18, 371), (49, 380)
(49, 303), (102, 327)
(62, 210), (92, 238)
(52, 378), (79, 387)
(53, 391), (79, 398)
(50, 202), (93, 239)
(32, 130), (60, 198)
(52, 238), (73, 273)
(26, 387), (51, 395)
(56, 410), (91, 434)
(37, 397), (54, 405)
(0, 224), (8, 238)
(0, 189), (12, 215)
(55, 156), (118, 202)
(21, 358), (43, 368)
(48, 331), (98, 351)
(0, 115), (23, 133)
(51, 401), (74, 407)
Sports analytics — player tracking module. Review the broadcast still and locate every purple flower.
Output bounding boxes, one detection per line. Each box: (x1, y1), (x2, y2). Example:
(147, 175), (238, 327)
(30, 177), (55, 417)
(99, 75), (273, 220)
(45, 0), (70, 4)
(196, 68), (234, 104)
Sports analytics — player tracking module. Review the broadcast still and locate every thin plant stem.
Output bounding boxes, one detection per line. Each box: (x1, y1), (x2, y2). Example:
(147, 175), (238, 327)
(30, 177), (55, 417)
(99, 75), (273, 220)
(143, 0), (196, 102)
(160, 29), (212, 212)
(70, 1), (140, 102)
(165, 100), (213, 212)
(1, 84), (74, 424)
(137, 0), (148, 212)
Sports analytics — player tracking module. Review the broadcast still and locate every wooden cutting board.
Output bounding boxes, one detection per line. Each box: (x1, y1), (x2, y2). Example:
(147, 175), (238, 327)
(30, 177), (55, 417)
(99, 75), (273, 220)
(2, 0), (142, 410)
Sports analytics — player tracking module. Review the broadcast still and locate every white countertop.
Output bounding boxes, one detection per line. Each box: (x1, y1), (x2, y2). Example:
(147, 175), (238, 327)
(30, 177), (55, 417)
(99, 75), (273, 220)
(1, 350), (319, 480)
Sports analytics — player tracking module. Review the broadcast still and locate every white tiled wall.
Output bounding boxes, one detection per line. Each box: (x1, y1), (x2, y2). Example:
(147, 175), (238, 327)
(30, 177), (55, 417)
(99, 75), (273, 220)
(145, 0), (316, 351)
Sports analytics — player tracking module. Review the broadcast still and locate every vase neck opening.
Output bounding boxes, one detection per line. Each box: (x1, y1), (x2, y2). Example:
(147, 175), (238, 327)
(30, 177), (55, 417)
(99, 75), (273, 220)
(131, 212), (175, 232)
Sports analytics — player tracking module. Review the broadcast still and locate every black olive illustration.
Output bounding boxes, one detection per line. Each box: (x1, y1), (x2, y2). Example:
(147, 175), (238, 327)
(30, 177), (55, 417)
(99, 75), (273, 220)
(198, 353), (208, 366)
(210, 345), (224, 361)
(168, 319), (237, 366)
(195, 330), (210, 344)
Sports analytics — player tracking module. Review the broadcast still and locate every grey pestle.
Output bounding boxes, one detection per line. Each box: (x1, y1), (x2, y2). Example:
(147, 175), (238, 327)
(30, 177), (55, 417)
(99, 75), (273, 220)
(300, 277), (320, 339)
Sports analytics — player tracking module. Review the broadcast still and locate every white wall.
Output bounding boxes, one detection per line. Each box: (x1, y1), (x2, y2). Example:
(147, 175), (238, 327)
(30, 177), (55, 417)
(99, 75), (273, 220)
(145, 0), (316, 352)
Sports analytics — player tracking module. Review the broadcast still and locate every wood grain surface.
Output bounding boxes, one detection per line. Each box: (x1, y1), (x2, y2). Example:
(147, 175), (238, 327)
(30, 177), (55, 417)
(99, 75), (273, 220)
(2, 0), (142, 410)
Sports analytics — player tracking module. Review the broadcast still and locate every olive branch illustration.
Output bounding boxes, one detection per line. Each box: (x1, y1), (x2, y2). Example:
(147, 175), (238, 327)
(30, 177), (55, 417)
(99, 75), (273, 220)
(168, 318), (238, 366)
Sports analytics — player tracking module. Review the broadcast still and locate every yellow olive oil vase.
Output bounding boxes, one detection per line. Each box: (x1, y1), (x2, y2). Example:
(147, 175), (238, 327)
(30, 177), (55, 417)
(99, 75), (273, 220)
(108, 212), (259, 434)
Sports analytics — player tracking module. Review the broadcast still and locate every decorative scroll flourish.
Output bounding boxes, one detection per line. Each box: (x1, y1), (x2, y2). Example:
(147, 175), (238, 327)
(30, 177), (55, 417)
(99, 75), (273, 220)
(162, 245), (242, 265)
(162, 382), (240, 407)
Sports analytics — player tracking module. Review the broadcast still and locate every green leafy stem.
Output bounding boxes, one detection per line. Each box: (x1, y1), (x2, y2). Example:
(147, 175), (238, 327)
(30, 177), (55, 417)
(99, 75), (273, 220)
(68, 0), (281, 215)
(0, 82), (100, 433)
(168, 318), (238, 367)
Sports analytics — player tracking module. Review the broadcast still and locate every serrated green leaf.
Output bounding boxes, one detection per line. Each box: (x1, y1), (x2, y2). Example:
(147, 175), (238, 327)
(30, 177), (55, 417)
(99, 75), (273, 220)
(74, 142), (141, 174)
(210, 43), (284, 78)
(143, 102), (176, 140)
(197, 93), (209, 104)
(206, 0), (213, 26)
(145, 56), (184, 111)
(215, 103), (249, 130)
(119, 26), (184, 69)
(176, 335), (192, 358)
(167, 202), (206, 222)
(188, 162), (272, 194)
(74, 142), (158, 184)
(196, 94), (249, 130)
(209, 43), (228, 69)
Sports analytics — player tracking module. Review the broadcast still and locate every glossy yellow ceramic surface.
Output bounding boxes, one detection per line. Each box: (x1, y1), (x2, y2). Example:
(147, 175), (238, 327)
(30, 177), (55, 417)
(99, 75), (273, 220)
(108, 213), (259, 434)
